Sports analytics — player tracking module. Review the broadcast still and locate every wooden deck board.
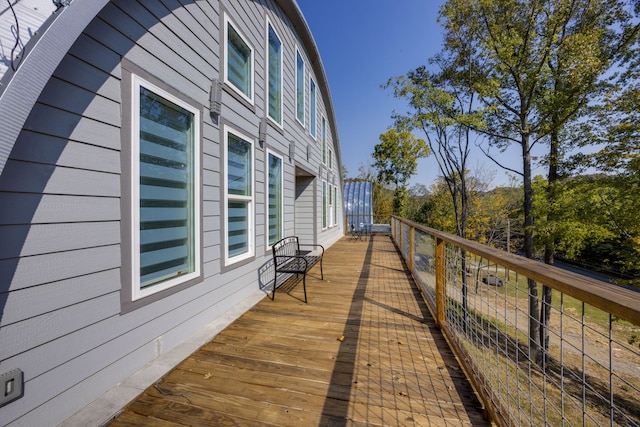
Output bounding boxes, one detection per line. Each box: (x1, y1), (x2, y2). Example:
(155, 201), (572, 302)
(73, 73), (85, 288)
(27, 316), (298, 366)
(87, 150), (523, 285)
(108, 236), (490, 426)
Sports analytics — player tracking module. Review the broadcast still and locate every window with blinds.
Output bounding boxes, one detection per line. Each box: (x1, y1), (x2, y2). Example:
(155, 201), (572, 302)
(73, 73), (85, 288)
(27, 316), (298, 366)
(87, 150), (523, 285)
(309, 78), (316, 138)
(131, 76), (201, 299)
(334, 185), (338, 229)
(267, 22), (282, 125)
(328, 185), (333, 227)
(322, 180), (327, 229)
(225, 15), (253, 102)
(296, 50), (305, 124)
(268, 151), (283, 246)
(226, 128), (254, 263)
(322, 117), (327, 164)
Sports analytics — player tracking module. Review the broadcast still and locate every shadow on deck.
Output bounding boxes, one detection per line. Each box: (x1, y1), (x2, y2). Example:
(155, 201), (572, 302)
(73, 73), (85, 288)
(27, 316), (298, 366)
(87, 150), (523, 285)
(108, 235), (490, 426)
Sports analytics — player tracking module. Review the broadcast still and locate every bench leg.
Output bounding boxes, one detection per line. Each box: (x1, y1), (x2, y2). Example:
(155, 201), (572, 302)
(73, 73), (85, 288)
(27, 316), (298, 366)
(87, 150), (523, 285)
(320, 258), (324, 280)
(302, 273), (307, 303)
(272, 271), (277, 301)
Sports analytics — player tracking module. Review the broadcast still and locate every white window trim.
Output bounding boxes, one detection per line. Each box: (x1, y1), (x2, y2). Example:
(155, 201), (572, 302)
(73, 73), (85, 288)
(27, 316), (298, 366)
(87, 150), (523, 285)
(333, 184), (338, 228)
(295, 47), (305, 126)
(265, 18), (284, 129)
(224, 125), (255, 265)
(130, 74), (202, 301)
(328, 184), (334, 227)
(224, 13), (254, 104)
(266, 149), (284, 249)
(309, 77), (316, 139)
(321, 115), (327, 164)
(322, 180), (328, 230)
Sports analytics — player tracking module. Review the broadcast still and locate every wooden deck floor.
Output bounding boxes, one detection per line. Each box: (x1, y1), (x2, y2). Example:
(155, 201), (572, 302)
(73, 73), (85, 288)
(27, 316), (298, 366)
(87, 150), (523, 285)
(108, 235), (490, 426)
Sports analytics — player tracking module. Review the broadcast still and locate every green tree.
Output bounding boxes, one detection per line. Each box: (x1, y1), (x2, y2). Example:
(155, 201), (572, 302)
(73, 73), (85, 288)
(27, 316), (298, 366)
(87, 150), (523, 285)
(439, 0), (639, 362)
(372, 128), (429, 217)
(386, 58), (481, 240)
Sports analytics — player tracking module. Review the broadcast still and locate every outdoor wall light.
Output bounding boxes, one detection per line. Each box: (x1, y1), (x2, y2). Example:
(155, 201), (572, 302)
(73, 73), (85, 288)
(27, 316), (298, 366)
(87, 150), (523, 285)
(209, 79), (222, 117)
(259, 117), (267, 148)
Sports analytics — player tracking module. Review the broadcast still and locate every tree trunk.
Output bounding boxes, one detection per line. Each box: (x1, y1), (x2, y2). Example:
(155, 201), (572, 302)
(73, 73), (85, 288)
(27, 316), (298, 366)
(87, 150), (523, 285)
(522, 133), (541, 364)
(540, 126), (560, 368)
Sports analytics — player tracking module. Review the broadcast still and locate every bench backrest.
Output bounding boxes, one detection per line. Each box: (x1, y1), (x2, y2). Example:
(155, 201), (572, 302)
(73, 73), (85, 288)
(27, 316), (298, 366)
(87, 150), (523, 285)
(272, 236), (300, 267)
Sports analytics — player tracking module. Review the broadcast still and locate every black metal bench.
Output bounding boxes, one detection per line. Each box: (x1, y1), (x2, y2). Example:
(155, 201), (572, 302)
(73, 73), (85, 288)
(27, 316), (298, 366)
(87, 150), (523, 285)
(272, 236), (324, 303)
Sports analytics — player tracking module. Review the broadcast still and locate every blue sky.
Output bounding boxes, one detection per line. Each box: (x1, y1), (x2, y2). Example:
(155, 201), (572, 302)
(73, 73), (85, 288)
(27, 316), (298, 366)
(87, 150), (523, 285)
(296, 0), (532, 189)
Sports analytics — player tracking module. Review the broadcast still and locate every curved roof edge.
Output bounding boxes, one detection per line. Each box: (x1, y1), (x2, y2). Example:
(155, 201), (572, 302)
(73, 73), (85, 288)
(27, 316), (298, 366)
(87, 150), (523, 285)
(0, 0), (342, 185)
(0, 0), (110, 176)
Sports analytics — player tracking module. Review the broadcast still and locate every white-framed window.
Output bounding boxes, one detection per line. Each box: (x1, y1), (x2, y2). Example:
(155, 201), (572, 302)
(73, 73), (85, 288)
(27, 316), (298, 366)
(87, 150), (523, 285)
(130, 75), (201, 300)
(309, 78), (316, 138)
(328, 184), (334, 227)
(333, 185), (338, 228)
(267, 150), (283, 246)
(224, 14), (254, 103)
(296, 49), (305, 125)
(322, 180), (327, 230)
(266, 19), (283, 126)
(329, 148), (333, 170)
(224, 126), (254, 264)
(321, 116), (327, 164)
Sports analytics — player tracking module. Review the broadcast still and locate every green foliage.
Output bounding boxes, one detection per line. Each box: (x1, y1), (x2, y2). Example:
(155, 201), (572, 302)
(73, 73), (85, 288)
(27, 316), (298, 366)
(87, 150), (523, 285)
(393, 186), (409, 217)
(372, 127), (429, 216)
(373, 182), (394, 219)
(372, 127), (429, 188)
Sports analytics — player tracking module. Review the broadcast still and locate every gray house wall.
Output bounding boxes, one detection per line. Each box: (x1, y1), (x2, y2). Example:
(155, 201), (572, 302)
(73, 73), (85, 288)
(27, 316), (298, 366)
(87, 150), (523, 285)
(0, 1), (343, 426)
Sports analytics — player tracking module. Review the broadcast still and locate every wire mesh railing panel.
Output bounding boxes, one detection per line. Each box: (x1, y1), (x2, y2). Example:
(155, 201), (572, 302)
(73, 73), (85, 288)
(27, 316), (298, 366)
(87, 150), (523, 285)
(413, 229), (436, 305)
(391, 218), (640, 427)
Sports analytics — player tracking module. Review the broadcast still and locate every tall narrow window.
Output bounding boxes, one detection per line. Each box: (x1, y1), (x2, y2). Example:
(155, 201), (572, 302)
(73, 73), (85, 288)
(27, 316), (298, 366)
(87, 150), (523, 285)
(131, 75), (201, 299)
(322, 117), (327, 164)
(267, 151), (283, 245)
(309, 78), (316, 138)
(296, 50), (305, 124)
(322, 180), (327, 229)
(333, 185), (338, 228)
(225, 15), (253, 102)
(328, 185), (333, 227)
(267, 22), (282, 125)
(225, 127), (254, 263)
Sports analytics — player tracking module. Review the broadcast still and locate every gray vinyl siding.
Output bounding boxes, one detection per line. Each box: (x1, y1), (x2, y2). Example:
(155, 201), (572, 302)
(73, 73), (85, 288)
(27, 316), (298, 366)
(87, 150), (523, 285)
(0, 0), (343, 425)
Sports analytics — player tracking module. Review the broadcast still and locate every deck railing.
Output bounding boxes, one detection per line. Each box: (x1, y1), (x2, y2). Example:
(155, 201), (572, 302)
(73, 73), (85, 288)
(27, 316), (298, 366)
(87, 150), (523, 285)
(391, 216), (640, 427)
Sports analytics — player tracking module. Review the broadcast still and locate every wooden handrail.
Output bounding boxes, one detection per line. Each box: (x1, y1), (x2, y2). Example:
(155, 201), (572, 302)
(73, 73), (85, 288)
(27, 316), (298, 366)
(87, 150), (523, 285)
(394, 216), (640, 326)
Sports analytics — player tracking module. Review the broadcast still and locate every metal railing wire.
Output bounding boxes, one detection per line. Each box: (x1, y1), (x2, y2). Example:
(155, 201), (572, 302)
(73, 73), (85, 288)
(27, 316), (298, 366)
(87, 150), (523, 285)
(391, 217), (640, 427)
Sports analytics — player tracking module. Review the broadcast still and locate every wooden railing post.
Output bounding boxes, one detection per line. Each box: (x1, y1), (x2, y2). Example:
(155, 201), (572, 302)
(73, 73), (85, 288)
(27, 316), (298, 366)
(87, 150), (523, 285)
(409, 226), (415, 271)
(435, 237), (446, 328)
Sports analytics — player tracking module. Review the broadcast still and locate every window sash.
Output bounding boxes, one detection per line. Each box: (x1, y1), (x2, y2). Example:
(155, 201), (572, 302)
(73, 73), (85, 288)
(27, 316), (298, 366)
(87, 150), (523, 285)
(309, 79), (316, 137)
(322, 117), (327, 164)
(328, 185), (333, 227)
(227, 134), (252, 196)
(226, 18), (253, 101)
(267, 152), (283, 245)
(334, 185), (338, 228)
(228, 200), (250, 257)
(322, 180), (327, 229)
(296, 50), (304, 124)
(267, 24), (282, 124)
(132, 77), (200, 299)
(225, 128), (254, 263)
